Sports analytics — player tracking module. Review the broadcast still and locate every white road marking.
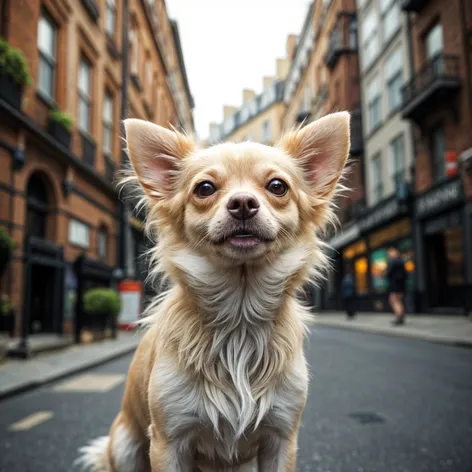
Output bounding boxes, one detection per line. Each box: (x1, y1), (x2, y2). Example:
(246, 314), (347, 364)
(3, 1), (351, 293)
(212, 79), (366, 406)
(9, 411), (54, 431)
(53, 373), (125, 393)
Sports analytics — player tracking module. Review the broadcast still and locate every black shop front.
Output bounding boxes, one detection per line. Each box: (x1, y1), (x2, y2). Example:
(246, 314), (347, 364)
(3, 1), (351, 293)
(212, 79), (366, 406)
(413, 178), (471, 314)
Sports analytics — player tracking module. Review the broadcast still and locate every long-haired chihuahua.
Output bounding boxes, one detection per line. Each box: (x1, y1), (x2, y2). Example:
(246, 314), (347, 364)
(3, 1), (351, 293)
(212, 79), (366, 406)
(78, 112), (350, 471)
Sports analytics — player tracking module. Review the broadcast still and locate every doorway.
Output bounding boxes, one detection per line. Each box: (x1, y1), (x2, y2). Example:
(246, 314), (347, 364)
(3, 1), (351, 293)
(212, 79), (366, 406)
(425, 225), (466, 309)
(29, 264), (55, 333)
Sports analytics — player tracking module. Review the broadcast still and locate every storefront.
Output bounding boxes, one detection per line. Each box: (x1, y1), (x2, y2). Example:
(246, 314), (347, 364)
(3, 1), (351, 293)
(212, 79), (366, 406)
(414, 178), (471, 313)
(342, 196), (415, 312)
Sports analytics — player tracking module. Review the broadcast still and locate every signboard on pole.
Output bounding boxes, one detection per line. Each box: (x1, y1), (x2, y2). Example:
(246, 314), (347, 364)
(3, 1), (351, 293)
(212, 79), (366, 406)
(118, 281), (142, 329)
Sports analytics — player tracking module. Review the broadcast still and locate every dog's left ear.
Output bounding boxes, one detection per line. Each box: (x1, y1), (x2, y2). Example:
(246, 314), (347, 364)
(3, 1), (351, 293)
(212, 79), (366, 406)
(124, 119), (195, 200)
(278, 112), (350, 199)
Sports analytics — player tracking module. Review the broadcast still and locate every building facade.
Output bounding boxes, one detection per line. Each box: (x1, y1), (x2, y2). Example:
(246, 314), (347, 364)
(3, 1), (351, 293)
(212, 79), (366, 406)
(331, 0), (417, 312)
(208, 52), (289, 146)
(0, 0), (193, 346)
(400, 0), (472, 313)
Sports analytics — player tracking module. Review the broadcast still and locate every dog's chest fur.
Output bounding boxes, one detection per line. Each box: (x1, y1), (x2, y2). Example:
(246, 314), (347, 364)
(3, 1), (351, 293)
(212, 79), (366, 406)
(152, 249), (309, 465)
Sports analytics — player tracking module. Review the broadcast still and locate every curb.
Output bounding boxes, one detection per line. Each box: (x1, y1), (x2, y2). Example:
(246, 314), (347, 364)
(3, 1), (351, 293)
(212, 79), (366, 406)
(313, 320), (472, 348)
(0, 343), (138, 401)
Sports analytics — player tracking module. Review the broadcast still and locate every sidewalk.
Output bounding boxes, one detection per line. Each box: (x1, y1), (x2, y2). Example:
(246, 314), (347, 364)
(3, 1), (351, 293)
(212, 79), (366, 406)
(314, 312), (472, 347)
(0, 330), (143, 400)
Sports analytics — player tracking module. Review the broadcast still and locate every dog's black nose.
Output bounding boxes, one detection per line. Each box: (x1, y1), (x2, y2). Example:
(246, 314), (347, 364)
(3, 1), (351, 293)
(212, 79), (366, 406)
(227, 193), (260, 220)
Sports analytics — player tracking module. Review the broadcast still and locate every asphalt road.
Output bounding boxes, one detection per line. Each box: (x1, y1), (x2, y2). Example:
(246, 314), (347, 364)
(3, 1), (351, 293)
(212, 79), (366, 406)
(1, 327), (472, 472)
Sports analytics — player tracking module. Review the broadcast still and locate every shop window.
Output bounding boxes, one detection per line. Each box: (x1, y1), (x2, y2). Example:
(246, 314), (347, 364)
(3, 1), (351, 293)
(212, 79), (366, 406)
(354, 257), (369, 295)
(370, 248), (388, 294)
(444, 227), (465, 286)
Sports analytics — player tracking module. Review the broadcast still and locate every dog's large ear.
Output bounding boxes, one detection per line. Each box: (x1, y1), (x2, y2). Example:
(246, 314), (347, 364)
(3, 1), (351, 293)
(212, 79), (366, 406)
(278, 112), (350, 199)
(124, 119), (195, 200)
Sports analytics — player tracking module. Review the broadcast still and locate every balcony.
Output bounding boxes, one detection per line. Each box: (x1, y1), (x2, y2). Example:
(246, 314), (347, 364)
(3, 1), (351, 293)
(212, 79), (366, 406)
(401, 54), (460, 122)
(324, 14), (357, 70)
(401, 0), (428, 12)
(350, 109), (363, 156)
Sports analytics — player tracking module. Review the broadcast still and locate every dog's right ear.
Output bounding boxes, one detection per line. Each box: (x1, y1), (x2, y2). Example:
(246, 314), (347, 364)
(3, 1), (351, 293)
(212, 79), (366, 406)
(124, 119), (195, 200)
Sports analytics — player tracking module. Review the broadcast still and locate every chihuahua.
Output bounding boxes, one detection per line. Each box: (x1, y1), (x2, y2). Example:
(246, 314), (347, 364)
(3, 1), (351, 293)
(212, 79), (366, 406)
(78, 112), (350, 471)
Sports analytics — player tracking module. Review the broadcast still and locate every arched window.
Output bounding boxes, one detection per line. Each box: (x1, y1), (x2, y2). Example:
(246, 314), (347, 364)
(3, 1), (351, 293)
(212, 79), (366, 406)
(26, 173), (49, 239)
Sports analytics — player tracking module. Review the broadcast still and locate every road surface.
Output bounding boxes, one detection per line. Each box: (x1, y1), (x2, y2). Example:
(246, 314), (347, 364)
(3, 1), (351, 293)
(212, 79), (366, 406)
(1, 327), (471, 472)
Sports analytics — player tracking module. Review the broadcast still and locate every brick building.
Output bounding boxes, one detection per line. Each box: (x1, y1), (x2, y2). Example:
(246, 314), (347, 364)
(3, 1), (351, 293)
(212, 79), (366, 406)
(401, 0), (472, 312)
(0, 0), (193, 348)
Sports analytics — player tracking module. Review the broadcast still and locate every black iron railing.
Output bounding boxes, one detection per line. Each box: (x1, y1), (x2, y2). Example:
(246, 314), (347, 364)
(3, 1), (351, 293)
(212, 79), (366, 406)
(402, 54), (460, 106)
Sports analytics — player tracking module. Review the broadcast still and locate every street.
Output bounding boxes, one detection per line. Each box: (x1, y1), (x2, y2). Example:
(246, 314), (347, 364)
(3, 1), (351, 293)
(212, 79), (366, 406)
(1, 327), (471, 472)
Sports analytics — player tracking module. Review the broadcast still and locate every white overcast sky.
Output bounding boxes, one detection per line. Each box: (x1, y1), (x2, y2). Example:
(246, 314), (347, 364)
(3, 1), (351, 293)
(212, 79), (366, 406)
(166, 0), (311, 140)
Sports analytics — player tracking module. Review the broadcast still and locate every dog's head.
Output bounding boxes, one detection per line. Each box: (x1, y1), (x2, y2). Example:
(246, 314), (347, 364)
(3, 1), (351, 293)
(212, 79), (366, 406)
(124, 113), (350, 268)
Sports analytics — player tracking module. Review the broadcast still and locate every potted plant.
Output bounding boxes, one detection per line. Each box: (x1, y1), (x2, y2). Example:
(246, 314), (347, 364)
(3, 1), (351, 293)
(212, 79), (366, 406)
(0, 294), (14, 336)
(0, 39), (31, 109)
(83, 288), (121, 332)
(48, 109), (73, 149)
(0, 229), (14, 279)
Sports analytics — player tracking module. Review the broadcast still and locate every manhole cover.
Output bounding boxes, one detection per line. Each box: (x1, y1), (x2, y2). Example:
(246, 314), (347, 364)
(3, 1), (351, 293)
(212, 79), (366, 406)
(348, 412), (385, 425)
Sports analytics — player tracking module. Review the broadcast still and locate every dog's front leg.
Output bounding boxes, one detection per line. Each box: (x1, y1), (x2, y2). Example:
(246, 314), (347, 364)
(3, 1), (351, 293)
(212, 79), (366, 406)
(257, 432), (298, 472)
(149, 427), (194, 472)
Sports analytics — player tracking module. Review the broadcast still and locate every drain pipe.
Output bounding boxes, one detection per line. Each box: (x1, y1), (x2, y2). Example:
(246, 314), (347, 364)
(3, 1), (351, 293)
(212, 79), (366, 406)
(117, 0), (129, 279)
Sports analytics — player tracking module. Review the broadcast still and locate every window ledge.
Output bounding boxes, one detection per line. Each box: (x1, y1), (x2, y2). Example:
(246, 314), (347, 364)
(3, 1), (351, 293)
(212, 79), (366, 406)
(36, 89), (57, 110)
(80, 0), (100, 23)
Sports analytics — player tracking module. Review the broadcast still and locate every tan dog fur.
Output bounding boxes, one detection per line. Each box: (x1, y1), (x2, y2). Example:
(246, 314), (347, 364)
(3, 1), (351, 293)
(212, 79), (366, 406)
(77, 112), (351, 472)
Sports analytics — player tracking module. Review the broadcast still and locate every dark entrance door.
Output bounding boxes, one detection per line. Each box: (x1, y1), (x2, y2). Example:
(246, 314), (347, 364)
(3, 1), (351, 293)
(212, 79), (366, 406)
(30, 264), (55, 333)
(425, 224), (466, 309)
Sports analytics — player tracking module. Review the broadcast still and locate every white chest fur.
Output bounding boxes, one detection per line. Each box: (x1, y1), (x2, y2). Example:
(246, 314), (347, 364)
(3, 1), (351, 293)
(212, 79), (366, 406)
(152, 353), (308, 466)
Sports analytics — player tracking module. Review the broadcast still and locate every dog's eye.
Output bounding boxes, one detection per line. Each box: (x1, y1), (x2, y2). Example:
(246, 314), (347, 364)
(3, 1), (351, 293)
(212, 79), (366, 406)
(195, 181), (217, 198)
(266, 179), (288, 196)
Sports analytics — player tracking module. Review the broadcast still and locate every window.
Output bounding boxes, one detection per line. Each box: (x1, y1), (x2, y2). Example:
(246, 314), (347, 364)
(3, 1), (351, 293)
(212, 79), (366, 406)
(381, 0), (400, 44)
(239, 104), (250, 123)
(130, 26), (139, 74)
(426, 24), (443, 59)
(69, 219), (90, 248)
(430, 124), (446, 182)
(78, 57), (92, 133)
(103, 92), (113, 155)
(361, 8), (379, 69)
(37, 12), (57, 100)
(386, 47), (403, 112)
(262, 120), (272, 143)
(26, 174), (49, 239)
(372, 153), (383, 202)
(98, 227), (107, 259)
(303, 85), (312, 112)
(223, 115), (235, 135)
(389, 134), (405, 188)
(146, 61), (153, 96)
(367, 75), (381, 133)
(105, 0), (116, 38)
(260, 85), (276, 109)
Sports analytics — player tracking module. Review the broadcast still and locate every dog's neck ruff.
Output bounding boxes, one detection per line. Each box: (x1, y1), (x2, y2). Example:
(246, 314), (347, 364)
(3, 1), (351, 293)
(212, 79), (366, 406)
(170, 246), (309, 438)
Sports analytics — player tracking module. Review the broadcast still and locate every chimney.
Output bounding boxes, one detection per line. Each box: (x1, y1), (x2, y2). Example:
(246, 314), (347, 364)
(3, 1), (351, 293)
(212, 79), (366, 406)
(243, 89), (256, 103)
(223, 105), (237, 119)
(286, 34), (298, 60)
(276, 58), (290, 80)
(263, 76), (274, 90)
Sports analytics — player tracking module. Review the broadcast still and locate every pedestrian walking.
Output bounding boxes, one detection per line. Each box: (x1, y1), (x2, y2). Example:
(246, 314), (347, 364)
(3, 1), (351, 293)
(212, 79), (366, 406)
(386, 247), (407, 325)
(341, 269), (357, 319)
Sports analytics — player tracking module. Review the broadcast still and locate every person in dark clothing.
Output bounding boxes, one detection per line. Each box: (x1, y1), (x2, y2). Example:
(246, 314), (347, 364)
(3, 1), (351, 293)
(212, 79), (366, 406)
(386, 247), (407, 325)
(341, 269), (357, 319)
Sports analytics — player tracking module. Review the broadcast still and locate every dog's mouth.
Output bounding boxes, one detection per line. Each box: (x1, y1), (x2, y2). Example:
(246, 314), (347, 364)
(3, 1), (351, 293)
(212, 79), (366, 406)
(214, 228), (274, 250)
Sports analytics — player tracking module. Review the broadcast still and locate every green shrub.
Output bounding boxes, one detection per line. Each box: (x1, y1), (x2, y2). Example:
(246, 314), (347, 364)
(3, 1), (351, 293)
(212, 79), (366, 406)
(49, 109), (73, 132)
(0, 39), (32, 86)
(0, 294), (12, 316)
(0, 228), (15, 254)
(84, 288), (121, 317)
